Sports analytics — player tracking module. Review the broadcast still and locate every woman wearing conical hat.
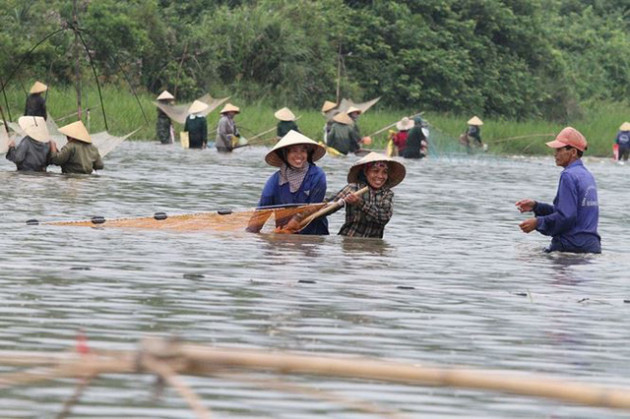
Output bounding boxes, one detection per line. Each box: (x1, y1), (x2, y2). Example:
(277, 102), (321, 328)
(247, 130), (329, 235)
(328, 152), (405, 238)
(215, 103), (241, 152)
(274, 107), (300, 139)
(184, 100), (209, 149)
(5, 116), (53, 172)
(326, 112), (361, 155)
(156, 90), (175, 144)
(49, 120), (103, 174)
(24, 81), (48, 120)
(614, 122), (630, 161)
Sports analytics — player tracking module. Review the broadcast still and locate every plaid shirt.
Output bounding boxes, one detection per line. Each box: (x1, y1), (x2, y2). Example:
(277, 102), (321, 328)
(330, 183), (394, 238)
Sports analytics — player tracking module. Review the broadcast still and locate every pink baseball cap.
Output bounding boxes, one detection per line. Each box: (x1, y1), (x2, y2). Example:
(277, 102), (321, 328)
(546, 127), (587, 151)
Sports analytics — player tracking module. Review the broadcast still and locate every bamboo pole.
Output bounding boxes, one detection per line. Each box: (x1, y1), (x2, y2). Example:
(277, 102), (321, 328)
(297, 186), (369, 232)
(142, 355), (211, 419)
(490, 133), (555, 144)
(368, 112), (423, 138)
(2, 339), (630, 411)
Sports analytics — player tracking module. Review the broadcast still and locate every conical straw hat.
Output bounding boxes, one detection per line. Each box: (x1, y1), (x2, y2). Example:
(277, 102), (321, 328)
(321, 100), (337, 113)
(347, 106), (362, 115)
(58, 120), (91, 143)
(467, 116), (483, 126)
(265, 130), (326, 167)
(274, 107), (296, 121)
(620, 122), (630, 131)
(347, 152), (406, 188)
(332, 112), (353, 125)
(29, 81), (48, 94)
(220, 103), (240, 114)
(396, 117), (415, 131)
(188, 100), (209, 115)
(18, 116), (50, 142)
(157, 90), (175, 100)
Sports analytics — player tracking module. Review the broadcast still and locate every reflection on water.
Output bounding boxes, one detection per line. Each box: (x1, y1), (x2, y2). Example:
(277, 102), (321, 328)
(1, 142), (630, 418)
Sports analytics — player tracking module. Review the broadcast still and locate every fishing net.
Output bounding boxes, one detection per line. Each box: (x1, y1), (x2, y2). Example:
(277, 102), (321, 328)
(323, 97), (380, 120)
(155, 94), (230, 125)
(47, 203), (328, 233)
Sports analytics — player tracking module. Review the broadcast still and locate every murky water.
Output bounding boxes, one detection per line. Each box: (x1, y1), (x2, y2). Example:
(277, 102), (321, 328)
(1, 141), (629, 418)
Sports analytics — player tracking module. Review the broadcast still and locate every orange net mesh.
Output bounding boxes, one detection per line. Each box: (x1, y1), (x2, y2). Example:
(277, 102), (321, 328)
(46, 203), (328, 233)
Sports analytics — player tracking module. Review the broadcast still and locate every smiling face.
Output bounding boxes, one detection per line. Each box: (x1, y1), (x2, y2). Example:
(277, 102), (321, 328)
(286, 145), (309, 169)
(553, 145), (577, 167)
(364, 163), (389, 189)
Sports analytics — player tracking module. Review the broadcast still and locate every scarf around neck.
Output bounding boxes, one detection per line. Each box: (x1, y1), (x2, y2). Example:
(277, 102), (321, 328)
(279, 163), (309, 193)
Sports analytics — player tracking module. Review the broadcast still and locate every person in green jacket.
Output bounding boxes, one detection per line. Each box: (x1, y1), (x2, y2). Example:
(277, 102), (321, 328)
(326, 112), (360, 155)
(50, 120), (104, 174)
(274, 107), (299, 140)
(184, 100), (209, 149)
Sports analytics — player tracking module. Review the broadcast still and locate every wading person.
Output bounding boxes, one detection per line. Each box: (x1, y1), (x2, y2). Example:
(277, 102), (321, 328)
(459, 116), (484, 153)
(614, 122), (630, 161)
(402, 116), (428, 159)
(347, 106), (372, 149)
(184, 100), (209, 149)
(389, 116), (414, 156)
(321, 100), (338, 143)
(275, 107), (300, 139)
(326, 112), (360, 155)
(215, 103), (240, 152)
(50, 120), (104, 174)
(156, 90), (175, 144)
(329, 152), (406, 238)
(516, 127), (600, 253)
(24, 81), (48, 119)
(247, 130), (329, 235)
(6, 116), (53, 172)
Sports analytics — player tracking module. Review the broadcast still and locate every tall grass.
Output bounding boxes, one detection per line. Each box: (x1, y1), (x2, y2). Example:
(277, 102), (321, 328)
(2, 85), (627, 157)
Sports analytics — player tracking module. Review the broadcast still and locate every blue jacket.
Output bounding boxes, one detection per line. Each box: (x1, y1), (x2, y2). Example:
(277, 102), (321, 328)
(534, 160), (601, 253)
(258, 164), (329, 235)
(615, 130), (630, 148)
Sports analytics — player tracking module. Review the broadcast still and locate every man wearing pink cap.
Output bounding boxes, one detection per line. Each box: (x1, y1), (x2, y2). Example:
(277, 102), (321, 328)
(515, 127), (601, 253)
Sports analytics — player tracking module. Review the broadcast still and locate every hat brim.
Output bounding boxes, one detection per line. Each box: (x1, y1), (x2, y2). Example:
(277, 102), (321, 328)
(545, 139), (567, 149)
(347, 160), (406, 188)
(265, 144), (326, 167)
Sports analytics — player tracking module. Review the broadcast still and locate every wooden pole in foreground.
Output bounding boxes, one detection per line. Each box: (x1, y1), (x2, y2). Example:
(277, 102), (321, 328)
(2, 338), (630, 411)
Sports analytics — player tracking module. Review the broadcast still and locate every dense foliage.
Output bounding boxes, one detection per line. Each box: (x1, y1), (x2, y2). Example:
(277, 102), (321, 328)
(0, 0), (628, 121)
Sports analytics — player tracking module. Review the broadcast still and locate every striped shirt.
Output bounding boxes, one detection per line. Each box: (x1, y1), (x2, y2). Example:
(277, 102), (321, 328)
(330, 183), (394, 238)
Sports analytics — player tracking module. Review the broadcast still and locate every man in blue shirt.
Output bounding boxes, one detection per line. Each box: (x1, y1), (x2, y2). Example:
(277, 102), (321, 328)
(516, 127), (601, 253)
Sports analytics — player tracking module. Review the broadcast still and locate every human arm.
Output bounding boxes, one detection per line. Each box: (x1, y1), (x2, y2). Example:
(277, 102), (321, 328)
(93, 151), (104, 171)
(50, 143), (73, 165)
(534, 175), (577, 236)
(5, 139), (23, 163)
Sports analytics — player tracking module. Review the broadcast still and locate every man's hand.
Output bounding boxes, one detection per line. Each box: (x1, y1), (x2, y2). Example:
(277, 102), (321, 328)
(519, 217), (538, 233)
(515, 199), (536, 213)
(49, 140), (57, 153)
(7, 140), (15, 148)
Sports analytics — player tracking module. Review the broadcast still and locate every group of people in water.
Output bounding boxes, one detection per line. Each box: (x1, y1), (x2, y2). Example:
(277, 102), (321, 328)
(5, 82), (104, 174)
(4, 82), (613, 251)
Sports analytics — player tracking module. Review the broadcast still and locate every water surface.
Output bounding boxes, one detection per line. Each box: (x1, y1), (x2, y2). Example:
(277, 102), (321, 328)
(1, 142), (629, 418)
